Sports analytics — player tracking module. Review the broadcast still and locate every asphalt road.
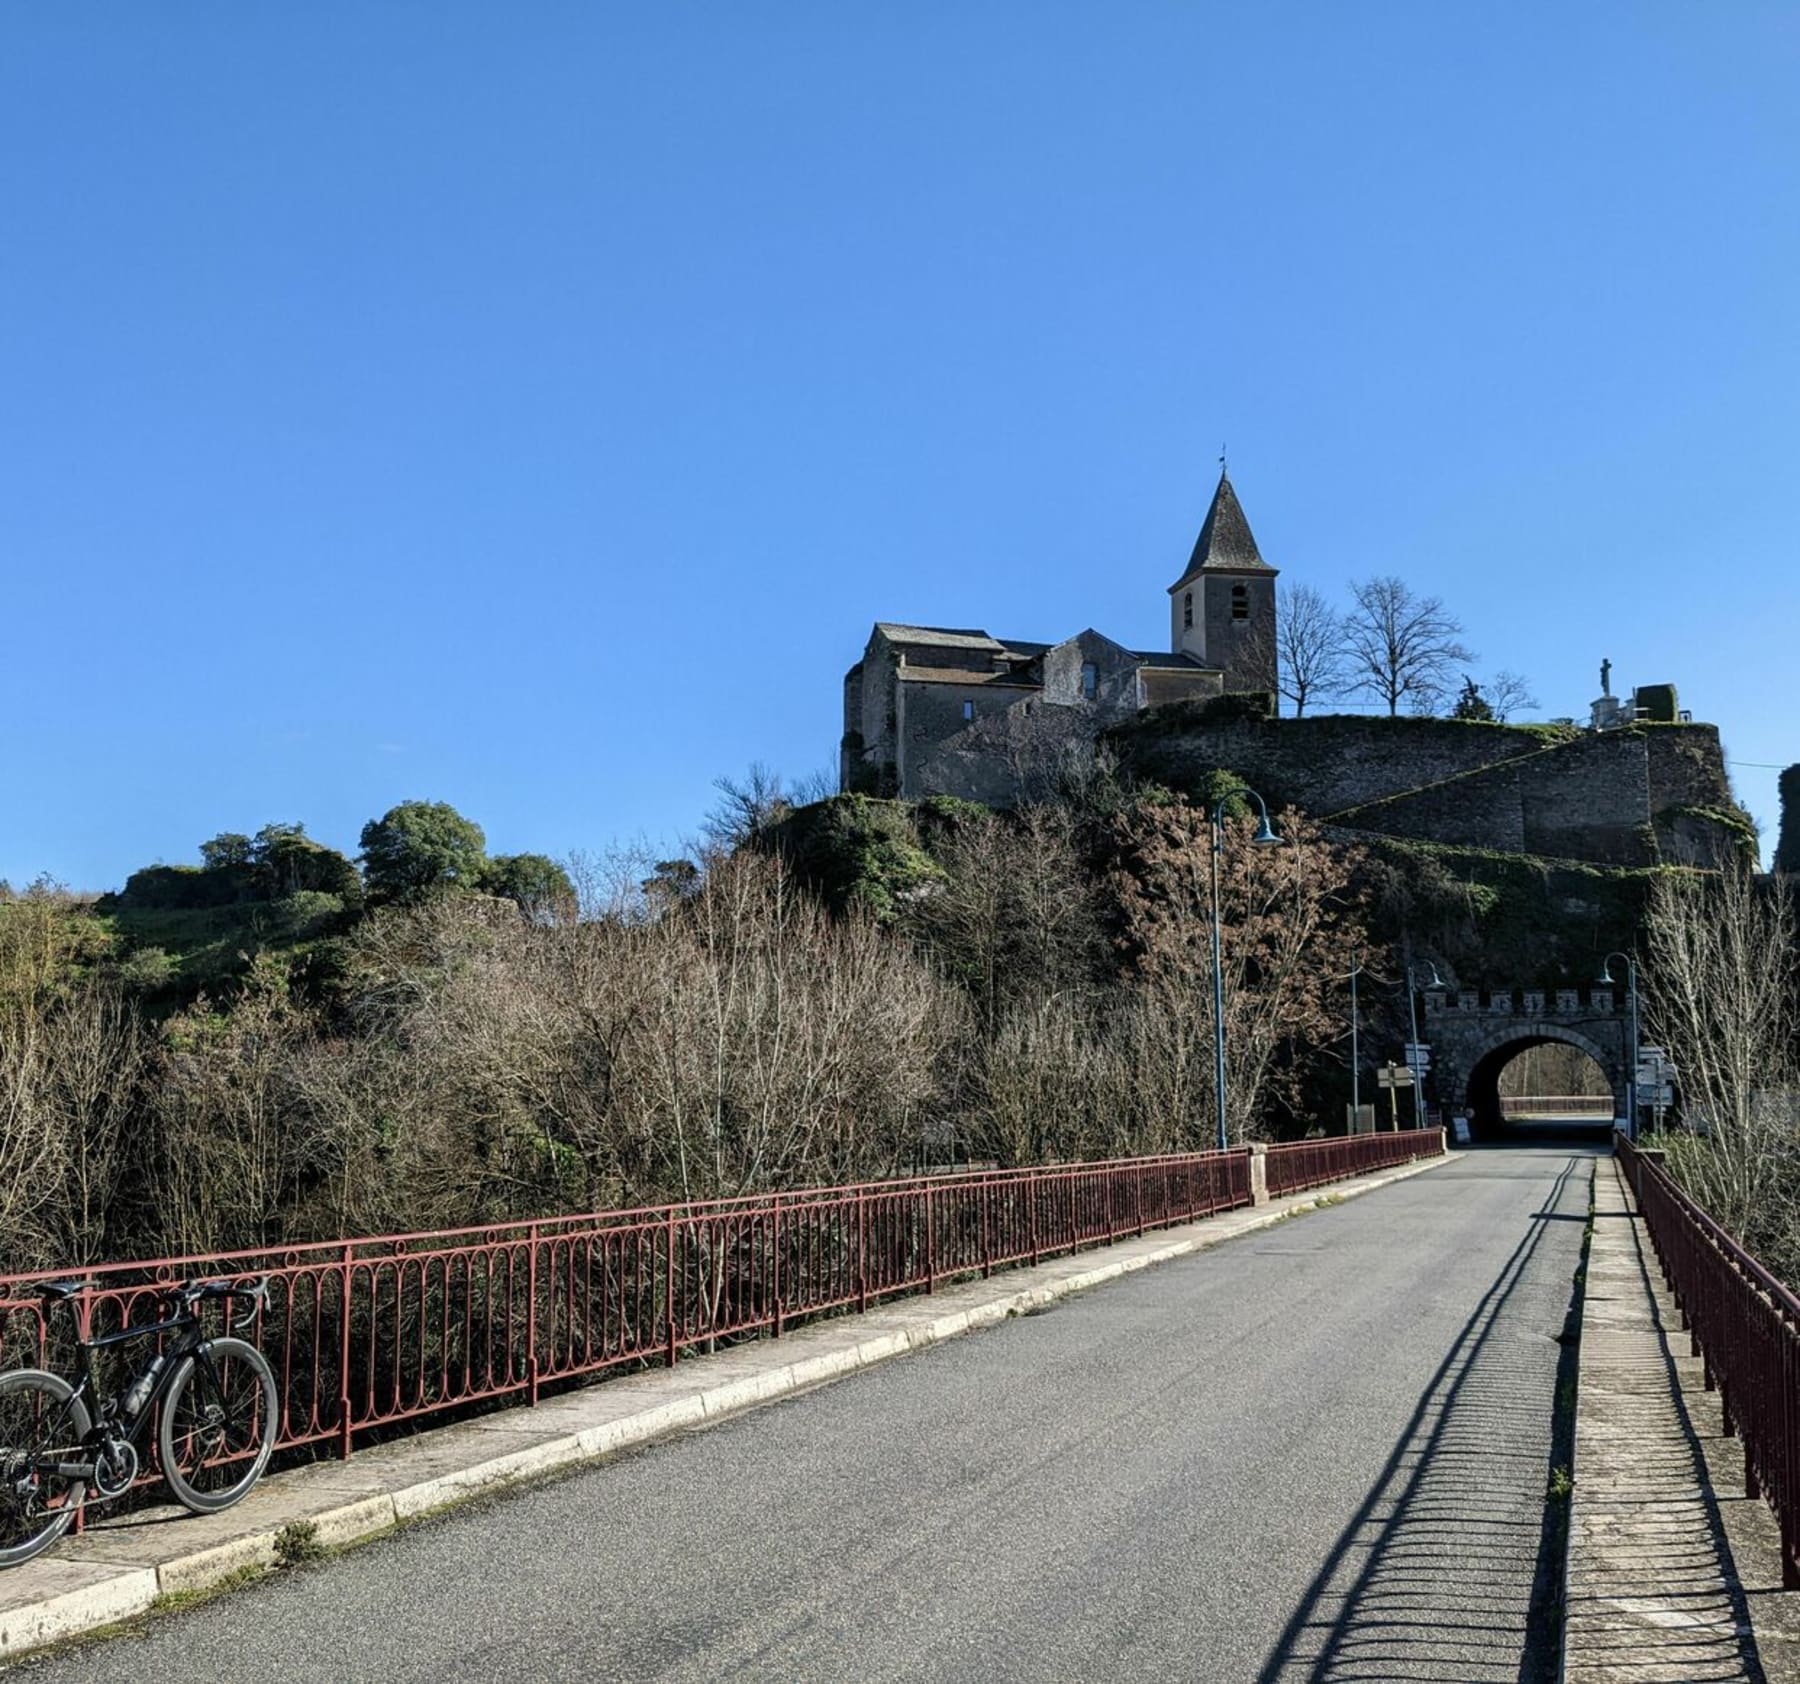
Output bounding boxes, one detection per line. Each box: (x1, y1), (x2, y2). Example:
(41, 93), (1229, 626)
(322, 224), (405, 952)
(19, 1148), (1593, 1684)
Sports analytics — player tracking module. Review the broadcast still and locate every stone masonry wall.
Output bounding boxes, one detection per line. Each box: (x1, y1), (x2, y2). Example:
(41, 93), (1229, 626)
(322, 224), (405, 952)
(1780, 765), (1800, 874)
(898, 677), (1036, 794)
(1642, 725), (1735, 813)
(1106, 712), (1738, 869)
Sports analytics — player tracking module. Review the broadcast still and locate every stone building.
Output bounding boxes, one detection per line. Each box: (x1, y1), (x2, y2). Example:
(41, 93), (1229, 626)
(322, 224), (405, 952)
(841, 471), (1279, 801)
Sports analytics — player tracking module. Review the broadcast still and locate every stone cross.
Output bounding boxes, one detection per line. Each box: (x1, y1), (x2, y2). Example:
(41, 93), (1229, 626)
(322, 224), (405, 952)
(1600, 657), (1612, 698)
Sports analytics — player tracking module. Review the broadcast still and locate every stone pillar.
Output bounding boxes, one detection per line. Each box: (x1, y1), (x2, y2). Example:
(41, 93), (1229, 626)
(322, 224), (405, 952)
(1249, 1143), (1270, 1206)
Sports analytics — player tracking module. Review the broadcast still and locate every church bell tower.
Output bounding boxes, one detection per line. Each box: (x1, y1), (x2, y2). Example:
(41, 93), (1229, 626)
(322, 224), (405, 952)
(1167, 469), (1279, 695)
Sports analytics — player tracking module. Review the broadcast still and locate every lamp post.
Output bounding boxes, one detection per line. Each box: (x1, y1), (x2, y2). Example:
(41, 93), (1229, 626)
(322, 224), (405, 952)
(1209, 787), (1285, 1152)
(1598, 953), (1640, 1140)
(1405, 959), (1444, 1130)
(1348, 960), (1362, 1131)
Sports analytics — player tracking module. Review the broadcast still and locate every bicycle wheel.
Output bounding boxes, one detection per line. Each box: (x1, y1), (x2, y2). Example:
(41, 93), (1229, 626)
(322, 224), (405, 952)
(0, 1369), (91, 1568)
(158, 1338), (279, 1514)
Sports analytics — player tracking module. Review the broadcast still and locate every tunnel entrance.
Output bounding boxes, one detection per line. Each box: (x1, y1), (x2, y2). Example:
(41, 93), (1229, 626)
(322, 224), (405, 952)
(1466, 1036), (1617, 1143)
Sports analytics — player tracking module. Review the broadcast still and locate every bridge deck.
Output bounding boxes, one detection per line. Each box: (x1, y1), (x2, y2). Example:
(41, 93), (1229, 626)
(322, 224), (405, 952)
(28, 1151), (1594, 1684)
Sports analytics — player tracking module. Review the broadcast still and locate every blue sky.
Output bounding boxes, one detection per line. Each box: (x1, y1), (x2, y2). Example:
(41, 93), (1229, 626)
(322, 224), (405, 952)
(3, 3), (1795, 889)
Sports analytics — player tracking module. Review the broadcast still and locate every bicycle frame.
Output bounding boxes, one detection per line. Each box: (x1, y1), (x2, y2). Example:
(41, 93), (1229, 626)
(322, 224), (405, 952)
(37, 1301), (214, 1485)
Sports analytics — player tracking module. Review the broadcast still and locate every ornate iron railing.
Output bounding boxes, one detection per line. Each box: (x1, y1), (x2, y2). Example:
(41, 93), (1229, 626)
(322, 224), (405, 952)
(1616, 1131), (1800, 1588)
(1, 1130), (1441, 1472)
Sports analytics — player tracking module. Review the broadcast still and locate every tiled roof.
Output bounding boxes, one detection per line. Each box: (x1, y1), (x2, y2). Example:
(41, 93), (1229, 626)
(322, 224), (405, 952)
(875, 623), (1006, 652)
(1131, 650), (1219, 671)
(1170, 471), (1272, 590)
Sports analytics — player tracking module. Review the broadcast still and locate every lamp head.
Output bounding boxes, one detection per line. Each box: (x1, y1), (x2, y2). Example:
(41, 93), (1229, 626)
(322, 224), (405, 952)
(1251, 815), (1283, 847)
(1423, 962), (1446, 989)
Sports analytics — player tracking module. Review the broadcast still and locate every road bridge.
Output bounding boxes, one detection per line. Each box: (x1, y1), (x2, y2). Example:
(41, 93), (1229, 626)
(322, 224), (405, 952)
(30, 1149), (1592, 1684)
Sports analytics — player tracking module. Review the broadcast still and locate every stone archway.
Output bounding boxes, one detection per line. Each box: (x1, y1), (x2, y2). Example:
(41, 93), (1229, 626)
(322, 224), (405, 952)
(1420, 986), (1631, 1143)
(1459, 1025), (1619, 1139)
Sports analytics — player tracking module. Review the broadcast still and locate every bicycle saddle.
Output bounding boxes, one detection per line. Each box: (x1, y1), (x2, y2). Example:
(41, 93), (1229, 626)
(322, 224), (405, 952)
(32, 1278), (99, 1300)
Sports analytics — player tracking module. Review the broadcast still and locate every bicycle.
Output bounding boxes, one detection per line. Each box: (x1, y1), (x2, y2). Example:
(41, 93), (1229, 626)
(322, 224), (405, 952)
(0, 1275), (280, 1567)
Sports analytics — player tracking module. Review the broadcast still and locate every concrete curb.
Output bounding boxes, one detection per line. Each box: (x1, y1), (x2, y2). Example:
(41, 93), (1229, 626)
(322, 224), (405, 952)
(0, 1149), (1449, 1664)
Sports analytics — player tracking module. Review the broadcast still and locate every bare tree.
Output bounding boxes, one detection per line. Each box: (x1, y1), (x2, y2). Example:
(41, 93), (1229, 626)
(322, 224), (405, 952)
(1343, 576), (1475, 717)
(1106, 805), (1366, 1144)
(1644, 863), (1800, 1272)
(907, 805), (1103, 1032)
(1276, 583), (1348, 717)
(1486, 670), (1538, 723)
(703, 763), (792, 852)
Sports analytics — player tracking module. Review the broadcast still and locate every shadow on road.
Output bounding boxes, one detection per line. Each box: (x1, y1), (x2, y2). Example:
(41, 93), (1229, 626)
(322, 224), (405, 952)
(1255, 1155), (1587, 1684)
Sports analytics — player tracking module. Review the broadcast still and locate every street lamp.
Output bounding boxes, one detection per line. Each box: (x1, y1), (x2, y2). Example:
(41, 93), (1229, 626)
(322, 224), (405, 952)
(1405, 959), (1445, 1129)
(1210, 787), (1284, 1152)
(1346, 959), (1363, 1133)
(1597, 953), (1641, 1140)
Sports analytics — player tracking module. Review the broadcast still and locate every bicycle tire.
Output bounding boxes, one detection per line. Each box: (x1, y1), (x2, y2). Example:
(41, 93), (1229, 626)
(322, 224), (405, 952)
(158, 1338), (279, 1515)
(0, 1368), (91, 1568)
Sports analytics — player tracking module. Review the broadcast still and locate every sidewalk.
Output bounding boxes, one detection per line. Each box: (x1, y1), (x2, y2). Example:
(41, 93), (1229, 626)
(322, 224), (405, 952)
(1564, 1157), (1800, 1682)
(0, 1150), (1447, 1664)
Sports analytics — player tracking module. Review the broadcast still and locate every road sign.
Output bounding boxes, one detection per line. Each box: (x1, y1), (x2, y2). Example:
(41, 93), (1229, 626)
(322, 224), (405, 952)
(1346, 1103), (1377, 1134)
(1450, 1115), (1472, 1144)
(1637, 1051), (1677, 1087)
(1403, 1043), (1431, 1063)
(1377, 1063), (1415, 1088)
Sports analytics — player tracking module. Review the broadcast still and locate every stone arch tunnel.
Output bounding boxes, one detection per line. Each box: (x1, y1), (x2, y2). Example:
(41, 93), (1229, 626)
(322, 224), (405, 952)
(1421, 985), (1631, 1141)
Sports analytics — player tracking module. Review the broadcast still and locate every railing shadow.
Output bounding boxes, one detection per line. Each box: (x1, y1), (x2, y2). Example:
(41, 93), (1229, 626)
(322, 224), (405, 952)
(1559, 1198), (1766, 1682)
(1255, 1156), (1587, 1683)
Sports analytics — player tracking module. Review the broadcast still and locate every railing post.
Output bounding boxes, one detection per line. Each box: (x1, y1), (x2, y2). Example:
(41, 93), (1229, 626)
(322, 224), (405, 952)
(526, 1236), (541, 1406)
(1136, 1164), (1145, 1236)
(338, 1244), (355, 1461)
(772, 1196), (783, 1337)
(982, 1180), (992, 1278)
(1029, 1168), (1040, 1266)
(665, 1209), (678, 1368)
(1249, 1144), (1270, 1208)
(925, 1185), (935, 1293)
(857, 1190), (868, 1313)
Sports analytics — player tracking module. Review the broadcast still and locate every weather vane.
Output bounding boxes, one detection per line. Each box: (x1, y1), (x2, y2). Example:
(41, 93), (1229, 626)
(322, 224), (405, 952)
(1219, 442), (1228, 475)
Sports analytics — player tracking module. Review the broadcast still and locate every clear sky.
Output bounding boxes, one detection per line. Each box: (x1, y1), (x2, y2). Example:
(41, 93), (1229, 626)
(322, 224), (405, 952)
(3, 3), (1795, 890)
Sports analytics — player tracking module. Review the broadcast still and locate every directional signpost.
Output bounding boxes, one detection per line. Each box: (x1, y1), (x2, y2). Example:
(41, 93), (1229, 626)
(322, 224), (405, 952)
(1403, 1043), (1431, 1128)
(1636, 1046), (1677, 1131)
(1377, 1060), (1414, 1130)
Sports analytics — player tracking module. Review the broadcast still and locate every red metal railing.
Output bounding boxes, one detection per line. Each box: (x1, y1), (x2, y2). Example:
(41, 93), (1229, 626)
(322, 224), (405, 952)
(1499, 1095), (1615, 1117)
(1616, 1131), (1800, 1588)
(1264, 1129), (1442, 1198)
(0, 1131), (1439, 1470)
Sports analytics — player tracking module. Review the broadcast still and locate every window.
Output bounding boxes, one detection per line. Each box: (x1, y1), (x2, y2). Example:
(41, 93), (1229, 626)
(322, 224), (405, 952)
(1081, 661), (1098, 700)
(961, 699), (975, 722)
(1183, 591), (1193, 630)
(1231, 583), (1249, 621)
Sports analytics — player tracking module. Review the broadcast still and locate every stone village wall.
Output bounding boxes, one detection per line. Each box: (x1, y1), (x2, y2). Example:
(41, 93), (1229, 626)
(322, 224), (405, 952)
(1104, 712), (1737, 868)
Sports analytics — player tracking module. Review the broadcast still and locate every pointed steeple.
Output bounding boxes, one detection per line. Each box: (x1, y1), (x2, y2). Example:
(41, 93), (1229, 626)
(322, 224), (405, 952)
(1168, 470), (1272, 593)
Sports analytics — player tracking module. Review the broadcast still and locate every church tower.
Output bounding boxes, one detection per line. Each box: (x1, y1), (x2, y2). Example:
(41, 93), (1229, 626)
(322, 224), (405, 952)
(1167, 469), (1279, 695)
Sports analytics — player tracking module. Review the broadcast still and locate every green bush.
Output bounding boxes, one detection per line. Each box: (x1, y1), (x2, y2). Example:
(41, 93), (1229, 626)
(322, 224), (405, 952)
(765, 795), (944, 920)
